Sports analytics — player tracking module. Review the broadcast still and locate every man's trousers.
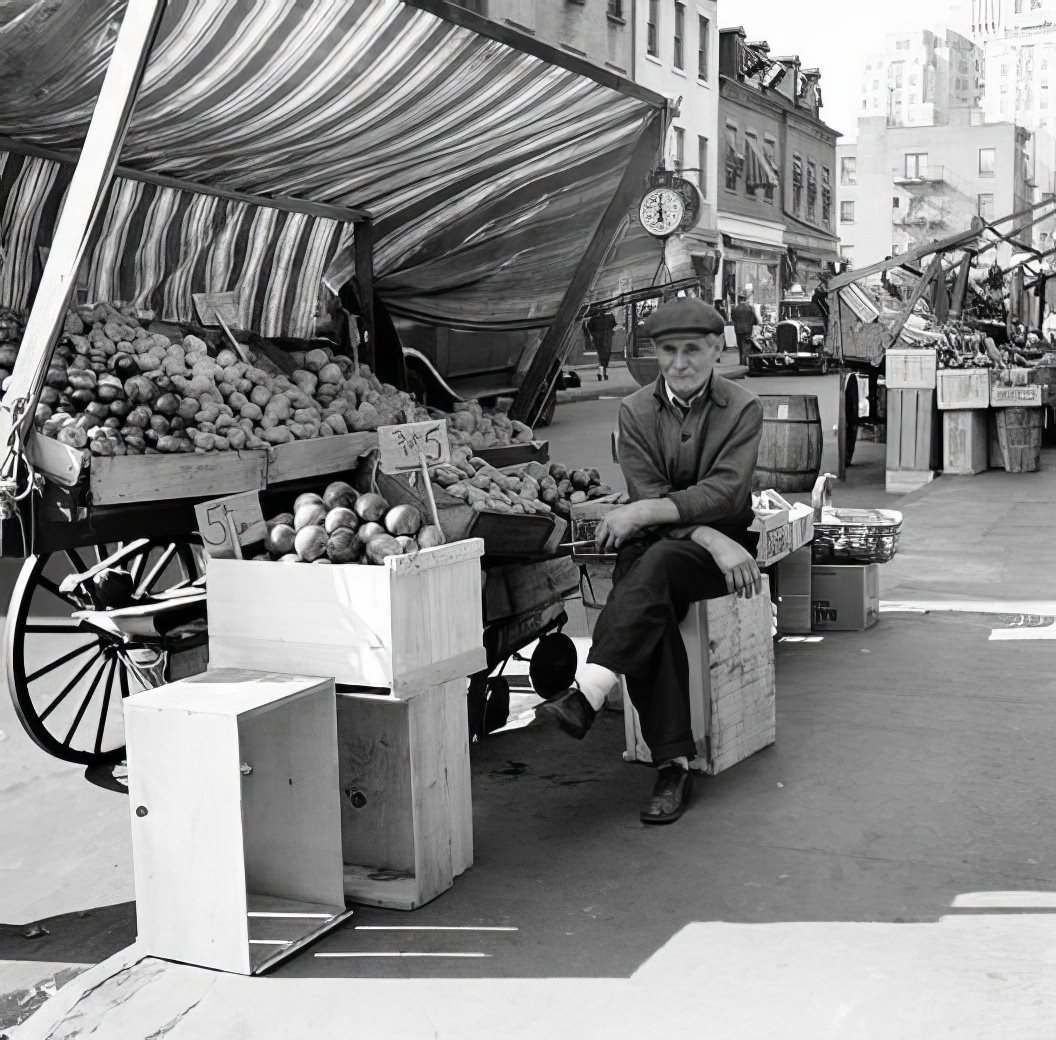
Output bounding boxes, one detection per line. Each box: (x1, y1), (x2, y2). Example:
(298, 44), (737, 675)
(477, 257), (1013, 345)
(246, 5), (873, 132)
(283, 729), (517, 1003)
(586, 535), (757, 763)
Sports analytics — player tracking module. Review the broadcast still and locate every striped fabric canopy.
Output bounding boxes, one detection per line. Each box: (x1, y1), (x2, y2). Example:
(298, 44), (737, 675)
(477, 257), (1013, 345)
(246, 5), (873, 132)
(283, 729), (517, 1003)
(0, 0), (665, 336)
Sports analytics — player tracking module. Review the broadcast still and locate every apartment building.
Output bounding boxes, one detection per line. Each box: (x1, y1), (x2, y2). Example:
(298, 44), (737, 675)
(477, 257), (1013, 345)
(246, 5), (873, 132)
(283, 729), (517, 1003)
(717, 27), (841, 320)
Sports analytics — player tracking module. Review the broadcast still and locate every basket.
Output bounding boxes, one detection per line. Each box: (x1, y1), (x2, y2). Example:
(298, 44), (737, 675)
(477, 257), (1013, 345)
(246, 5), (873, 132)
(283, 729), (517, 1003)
(811, 507), (903, 565)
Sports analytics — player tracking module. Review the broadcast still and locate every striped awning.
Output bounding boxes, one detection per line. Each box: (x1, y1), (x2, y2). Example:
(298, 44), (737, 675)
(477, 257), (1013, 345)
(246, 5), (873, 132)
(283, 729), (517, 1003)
(0, 0), (664, 336)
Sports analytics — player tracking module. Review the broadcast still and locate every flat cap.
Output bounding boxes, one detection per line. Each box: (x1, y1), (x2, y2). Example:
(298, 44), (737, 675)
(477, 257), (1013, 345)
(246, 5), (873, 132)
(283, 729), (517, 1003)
(641, 298), (725, 340)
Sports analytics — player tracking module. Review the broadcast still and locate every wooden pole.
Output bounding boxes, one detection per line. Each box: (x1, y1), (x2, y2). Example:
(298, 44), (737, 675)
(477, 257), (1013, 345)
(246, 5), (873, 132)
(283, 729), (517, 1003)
(418, 450), (444, 542)
(885, 255), (942, 346)
(511, 109), (666, 424)
(0, 0), (168, 479)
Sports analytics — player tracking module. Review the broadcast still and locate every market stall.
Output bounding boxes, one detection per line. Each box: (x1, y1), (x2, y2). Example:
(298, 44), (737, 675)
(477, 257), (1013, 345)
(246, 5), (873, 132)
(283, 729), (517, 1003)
(0, 0), (671, 765)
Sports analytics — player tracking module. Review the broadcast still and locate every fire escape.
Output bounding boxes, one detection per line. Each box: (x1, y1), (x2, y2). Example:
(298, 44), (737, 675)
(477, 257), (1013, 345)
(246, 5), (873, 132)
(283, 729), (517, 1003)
(892, 165), (954, 251)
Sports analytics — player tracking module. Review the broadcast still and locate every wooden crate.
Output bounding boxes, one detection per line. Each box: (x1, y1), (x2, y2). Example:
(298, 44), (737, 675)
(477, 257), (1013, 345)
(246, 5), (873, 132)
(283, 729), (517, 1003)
(472, 440), (549, 468)
(775, 546), (812, 635)
(484, 556), (579, 624)
(942, 409), (988, 475)
(338, 679), (471, 910)
(124, 669), (350, 975)
(991, 384), (1043, 408)
(886, 388), (940, 492)
(885, 348), (937, 389)
(936, 369), (990, 411)
(207, 540), (486, 696)
(623, 583), (776, 775)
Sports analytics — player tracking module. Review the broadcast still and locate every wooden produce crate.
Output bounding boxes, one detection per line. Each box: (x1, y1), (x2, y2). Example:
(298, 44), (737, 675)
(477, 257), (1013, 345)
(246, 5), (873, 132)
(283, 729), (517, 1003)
(885, 388), (940, 494)
(124, 669), (351, 975)
(991, 384), (1043, 408)
(623, 582), (776, 775)
(885, 349), (937, 390)
(338, 679), (471, 911)
(207, 540), (486, 696)
(942, 410), (988, 475)
(472, 440), (549, 469)
(936, 369), (990, 411)
(774, 546), (812, 635)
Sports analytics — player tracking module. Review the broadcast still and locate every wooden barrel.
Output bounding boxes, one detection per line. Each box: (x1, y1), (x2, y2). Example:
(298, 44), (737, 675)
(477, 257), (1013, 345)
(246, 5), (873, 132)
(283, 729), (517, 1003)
(753, 395), (823, 492)
(995, 407), (1043, 473)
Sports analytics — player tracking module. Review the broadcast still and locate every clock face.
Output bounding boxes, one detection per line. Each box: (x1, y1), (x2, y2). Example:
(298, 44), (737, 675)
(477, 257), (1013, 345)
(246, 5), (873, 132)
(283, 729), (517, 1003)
(639, 187), (686, 237)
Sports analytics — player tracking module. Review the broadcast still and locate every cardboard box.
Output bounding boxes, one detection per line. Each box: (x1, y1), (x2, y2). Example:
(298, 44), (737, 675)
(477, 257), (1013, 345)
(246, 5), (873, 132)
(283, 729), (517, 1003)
(811, 564), (879, 632)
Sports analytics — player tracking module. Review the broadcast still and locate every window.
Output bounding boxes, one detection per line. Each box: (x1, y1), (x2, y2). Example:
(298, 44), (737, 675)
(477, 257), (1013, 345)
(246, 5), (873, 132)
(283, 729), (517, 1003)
(822, 166), (832, 227)
(763, 136), (778, 203)
(673, 3), (685, 69)
(607, 0), (624, 16)
(792, 153), (803, 213)
(807, 161), (817, 222)
(896, 39), (909, 50)
(905, 152), (928, 178)
(697, 14), (710, 80)
(893, 196), (900, 209)
(673, 126), (685, 174)
(978, 193), (995, 221)
(840, 201), (855, 223)
(979, 148), (996, 177)
(697, 135), (708, 197)
(744, 130), (758, 197)
(725, 122), (739, 191)
(841, 156), (857, 185)
(909, 94), (918, 104)
(647, 0), (659, 57)
(862, 100), (867, 110)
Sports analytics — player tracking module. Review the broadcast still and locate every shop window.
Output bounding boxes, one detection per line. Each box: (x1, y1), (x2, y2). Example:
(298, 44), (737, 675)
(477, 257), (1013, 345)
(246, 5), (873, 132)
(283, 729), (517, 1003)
(840, 201), (855, 223)
(673, 2), (685, 70)
(647, 0), (659, 57)
(841, 155), (857, 186)
(807, 160), (817, 222)
(978, 193), (995, 221)
(672, 126), (685, 174)
(698, 15), (710, 80)
(979, 147), (996, 177)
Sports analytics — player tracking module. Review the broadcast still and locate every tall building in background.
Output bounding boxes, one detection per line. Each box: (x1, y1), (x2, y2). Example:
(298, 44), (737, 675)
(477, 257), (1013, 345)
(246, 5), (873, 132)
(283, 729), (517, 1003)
(859, 29), (982, 128)
(716, 27), (841, 319)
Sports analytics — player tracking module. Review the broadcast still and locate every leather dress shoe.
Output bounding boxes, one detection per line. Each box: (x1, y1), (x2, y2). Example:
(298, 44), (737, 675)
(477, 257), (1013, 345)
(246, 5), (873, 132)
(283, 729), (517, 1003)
(640, 763), (692, 824)
(534, 686), (596, 740)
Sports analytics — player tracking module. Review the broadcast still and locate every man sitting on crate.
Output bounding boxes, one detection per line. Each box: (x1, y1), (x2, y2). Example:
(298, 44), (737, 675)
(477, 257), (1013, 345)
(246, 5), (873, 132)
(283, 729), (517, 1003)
(536, 298), (764, 825)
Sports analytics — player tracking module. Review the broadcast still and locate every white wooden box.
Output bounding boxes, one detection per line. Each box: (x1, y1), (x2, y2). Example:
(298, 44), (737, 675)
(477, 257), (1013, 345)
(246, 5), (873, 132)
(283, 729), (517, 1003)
(788, 502), (814, 551)
(886, 349), (937, 389)
(991, 384), (1042, 408)
(124, 669), (350, 975)
(208, 539), (486, 696)
(339, 679), (472, 910)
(942, 410), (988, 475)
(623, 583), (776, 775)
(936, 369), (990, 411)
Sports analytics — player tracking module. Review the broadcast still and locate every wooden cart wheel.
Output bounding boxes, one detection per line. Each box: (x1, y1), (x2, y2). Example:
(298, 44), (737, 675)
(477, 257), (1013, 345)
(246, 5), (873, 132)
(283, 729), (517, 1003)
(6, 541), (204, 765)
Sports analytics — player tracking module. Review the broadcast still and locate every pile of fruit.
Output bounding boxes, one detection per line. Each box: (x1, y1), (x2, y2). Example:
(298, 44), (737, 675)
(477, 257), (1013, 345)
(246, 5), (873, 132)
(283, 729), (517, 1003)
(12, 302), (428, 457)
(261, 480), (443, 565)
(426, 450), (621, 519)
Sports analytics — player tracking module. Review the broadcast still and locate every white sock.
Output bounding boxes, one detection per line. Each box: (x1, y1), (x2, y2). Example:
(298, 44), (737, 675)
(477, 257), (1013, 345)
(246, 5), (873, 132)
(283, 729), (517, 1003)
(576, 663), (619, 711)
(660, 756), (690, 771)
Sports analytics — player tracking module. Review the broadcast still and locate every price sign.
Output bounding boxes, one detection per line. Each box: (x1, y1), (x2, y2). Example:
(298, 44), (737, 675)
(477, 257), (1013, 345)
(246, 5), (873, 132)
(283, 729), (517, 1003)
(991, 384), (1042, 408)
(192, 291), (248, 363)
(378, 420), (450, 474)
(195, 491), (266, 560)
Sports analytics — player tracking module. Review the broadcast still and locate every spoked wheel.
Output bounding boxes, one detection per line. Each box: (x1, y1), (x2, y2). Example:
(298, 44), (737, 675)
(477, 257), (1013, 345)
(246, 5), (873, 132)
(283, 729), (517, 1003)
(6, 541), (205, 765)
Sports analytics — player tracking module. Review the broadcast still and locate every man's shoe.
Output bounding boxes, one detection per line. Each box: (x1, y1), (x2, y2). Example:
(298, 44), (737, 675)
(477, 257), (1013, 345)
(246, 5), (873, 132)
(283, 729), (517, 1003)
(640, 763), (692, 824)
(534, 686), (596, 740)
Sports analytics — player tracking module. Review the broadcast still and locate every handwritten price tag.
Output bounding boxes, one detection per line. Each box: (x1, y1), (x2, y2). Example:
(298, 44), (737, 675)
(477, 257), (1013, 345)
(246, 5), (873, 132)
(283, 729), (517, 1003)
(194, 491), (266, 560)
(378, 420), (451, 474)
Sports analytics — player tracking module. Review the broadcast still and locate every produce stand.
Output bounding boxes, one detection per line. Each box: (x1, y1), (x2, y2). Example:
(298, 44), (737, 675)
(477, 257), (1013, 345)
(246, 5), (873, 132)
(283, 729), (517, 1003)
(826, 198), (1056, 487)
(0, 0), (671, 766)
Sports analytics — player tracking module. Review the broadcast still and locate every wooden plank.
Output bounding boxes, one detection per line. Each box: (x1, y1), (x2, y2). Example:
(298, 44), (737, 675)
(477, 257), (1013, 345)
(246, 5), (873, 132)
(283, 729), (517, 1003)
(512, 108), (667, 424)
(440, 679), (473, 879)
(0, 1), (168, 474)
(899, 390), (918, 469)
(776, 547), (812, 635)
(914, 389), (932, 470)
(342, 864), (421, 912)
(239, 682), (345, 909)
(886, 389), (903, 470)
(942, 410), (988, 475)
(125, 704), (250, 974)
(265, 432), (378, 485)
(885, 468), (935, 494)
(248, 905), (354, 975)
(409, 685), (455, 907)
(90, 450), (268, 506)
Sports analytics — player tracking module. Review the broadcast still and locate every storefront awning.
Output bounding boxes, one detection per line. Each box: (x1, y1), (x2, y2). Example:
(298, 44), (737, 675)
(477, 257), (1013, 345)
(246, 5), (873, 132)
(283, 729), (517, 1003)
(0, 0), (666, 336)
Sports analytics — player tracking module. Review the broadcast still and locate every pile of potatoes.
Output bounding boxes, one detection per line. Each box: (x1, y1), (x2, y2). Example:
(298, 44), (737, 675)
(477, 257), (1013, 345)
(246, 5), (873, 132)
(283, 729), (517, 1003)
(259, 481), (443, 565)
(20, 302), (429, 458)
(445, 398), (534, 452)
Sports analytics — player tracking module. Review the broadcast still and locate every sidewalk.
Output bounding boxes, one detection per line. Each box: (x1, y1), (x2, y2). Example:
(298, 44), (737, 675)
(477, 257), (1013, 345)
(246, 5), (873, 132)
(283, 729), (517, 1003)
(15, 454), (1056, 1038)
(557, 351), (748, 404)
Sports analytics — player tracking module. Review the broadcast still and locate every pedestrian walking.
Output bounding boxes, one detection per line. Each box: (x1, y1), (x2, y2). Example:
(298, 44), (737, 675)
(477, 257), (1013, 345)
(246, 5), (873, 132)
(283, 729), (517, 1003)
(586, 310), (617, 380)
(731, 295), (758, 366)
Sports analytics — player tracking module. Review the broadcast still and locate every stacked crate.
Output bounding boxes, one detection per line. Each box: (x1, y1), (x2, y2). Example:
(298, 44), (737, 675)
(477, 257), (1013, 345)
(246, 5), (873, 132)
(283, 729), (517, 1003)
(885, 349), (940, 494)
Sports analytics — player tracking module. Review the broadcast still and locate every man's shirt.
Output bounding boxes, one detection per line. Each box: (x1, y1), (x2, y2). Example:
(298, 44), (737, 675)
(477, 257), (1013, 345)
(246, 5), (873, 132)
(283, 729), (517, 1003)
(617, 373), (764, 534)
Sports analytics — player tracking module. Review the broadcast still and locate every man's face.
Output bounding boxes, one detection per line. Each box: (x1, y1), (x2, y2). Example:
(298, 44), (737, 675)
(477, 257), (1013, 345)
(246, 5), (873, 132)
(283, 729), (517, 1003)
(656, 333), (722, 399)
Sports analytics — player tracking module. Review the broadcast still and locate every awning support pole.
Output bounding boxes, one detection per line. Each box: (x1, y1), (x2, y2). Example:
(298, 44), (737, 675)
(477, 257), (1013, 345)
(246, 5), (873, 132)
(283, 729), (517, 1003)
(353, 220), (377, 372)
(511, 109), (666, 424)
(886, 254), (942, 346)
(0, 0), (169, 483)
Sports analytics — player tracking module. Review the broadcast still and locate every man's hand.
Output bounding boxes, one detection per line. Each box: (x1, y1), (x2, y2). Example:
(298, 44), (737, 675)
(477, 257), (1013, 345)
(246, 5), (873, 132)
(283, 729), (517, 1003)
(691, 526), (762, 598)
(594, 502), (647, 554)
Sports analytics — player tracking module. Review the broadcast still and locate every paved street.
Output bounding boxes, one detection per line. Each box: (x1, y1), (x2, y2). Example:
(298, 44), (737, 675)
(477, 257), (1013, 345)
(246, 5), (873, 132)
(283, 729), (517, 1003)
(6, 390), (1056, 1036)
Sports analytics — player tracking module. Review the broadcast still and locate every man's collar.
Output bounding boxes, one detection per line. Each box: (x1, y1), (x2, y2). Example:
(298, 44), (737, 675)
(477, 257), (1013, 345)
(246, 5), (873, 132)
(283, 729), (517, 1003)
(654, 373), (728, 409)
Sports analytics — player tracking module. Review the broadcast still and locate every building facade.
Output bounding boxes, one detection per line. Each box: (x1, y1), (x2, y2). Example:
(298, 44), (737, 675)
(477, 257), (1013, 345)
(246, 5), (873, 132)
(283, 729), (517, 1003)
(837, 118), (1036, 272)
(859, 29), (982, 128)
(717, 27), (841, 320)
